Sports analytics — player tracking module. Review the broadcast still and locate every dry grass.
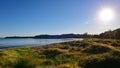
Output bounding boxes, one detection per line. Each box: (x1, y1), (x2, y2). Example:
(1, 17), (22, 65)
(0, 38), (120, 68)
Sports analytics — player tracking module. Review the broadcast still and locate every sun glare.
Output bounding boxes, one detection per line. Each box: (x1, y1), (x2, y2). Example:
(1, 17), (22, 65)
(98, 8), (115, 23)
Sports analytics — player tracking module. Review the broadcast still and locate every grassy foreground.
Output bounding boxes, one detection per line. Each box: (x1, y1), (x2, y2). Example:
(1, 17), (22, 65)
(0, 38), (120, 68)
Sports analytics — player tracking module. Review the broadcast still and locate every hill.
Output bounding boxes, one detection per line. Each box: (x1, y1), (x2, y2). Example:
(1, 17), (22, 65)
(100, 28), (120, 39)
(5, 33), (92, 39)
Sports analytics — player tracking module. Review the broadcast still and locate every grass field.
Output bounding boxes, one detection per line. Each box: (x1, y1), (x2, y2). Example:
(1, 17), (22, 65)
(0, 38), (120, 68)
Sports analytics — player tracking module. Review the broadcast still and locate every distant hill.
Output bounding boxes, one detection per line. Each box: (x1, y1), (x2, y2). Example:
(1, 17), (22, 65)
(5, 33), (92, 39)
(4, 28), (120, 39)
(5, 36), (33, 39)
(34, 33), (92, 39)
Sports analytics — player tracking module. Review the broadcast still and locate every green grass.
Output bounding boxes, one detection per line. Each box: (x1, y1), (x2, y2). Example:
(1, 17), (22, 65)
(0, 38), (120, 68)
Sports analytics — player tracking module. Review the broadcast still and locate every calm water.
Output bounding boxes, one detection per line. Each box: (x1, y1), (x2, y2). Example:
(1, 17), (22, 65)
(0, 38), (74, 48)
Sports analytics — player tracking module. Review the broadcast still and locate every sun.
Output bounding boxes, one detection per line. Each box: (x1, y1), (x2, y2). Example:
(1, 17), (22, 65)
(98, 8), (115, 22)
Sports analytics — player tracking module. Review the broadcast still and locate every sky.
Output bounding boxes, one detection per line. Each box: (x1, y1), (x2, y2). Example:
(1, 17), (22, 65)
(0, 0), (120, 37)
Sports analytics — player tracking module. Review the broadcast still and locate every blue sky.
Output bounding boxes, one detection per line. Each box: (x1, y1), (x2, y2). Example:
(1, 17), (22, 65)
(0, 0), (120, 37)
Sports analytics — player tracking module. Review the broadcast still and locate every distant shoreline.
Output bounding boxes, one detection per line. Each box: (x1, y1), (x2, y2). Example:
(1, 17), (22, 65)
(4, 33), (93, 39)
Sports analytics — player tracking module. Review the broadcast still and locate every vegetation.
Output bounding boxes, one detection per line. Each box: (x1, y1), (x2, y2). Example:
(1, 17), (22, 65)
(0, 38), (120, 68)
(99, 28), (120, 39)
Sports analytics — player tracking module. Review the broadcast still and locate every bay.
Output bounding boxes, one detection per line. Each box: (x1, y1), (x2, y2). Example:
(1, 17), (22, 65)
(0, 38), (74, 48)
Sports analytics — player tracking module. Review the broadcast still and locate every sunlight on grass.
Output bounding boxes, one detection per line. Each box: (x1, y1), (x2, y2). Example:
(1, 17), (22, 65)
(0, 38), (120, 68)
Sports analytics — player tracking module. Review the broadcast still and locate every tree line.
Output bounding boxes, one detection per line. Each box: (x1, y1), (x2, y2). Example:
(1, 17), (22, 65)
(4, 28), (120, 39)
(99, 28), (120, 39)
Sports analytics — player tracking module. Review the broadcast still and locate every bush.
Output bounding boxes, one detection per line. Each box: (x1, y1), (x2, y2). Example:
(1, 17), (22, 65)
(54, 54), (79, 65)
(83, 44), (111, 54)
(13, 57), (36, 68)
(111, 41), (120, 47)
(79, 57), (120, 68)
(42, 48), (64, 59)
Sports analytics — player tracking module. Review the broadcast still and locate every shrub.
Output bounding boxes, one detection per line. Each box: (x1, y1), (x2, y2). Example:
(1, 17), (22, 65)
(42, 48), (64, 59)
(13, 57), (36, 68)
(79, 57), (120, 68)
(54, 54), (79, 65)
(83, 44), (111, 54)
(111, 41), (120, 47)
